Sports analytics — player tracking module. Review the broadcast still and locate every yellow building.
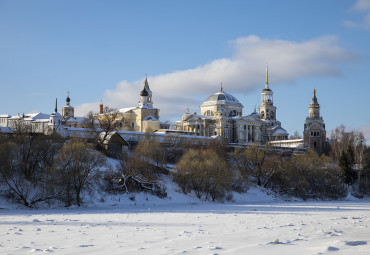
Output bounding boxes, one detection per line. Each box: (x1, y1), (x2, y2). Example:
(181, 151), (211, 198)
(106, 76), (161, 133)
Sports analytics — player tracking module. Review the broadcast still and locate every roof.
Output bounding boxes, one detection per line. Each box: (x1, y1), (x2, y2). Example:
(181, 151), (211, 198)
(273, 128), (289, 135)
(99, 131), (129, 146)
(203, 90), (240, 104)
(66, 116), (85, 123)
(118, 107), (136, 113)
(143, 115), (158, 121)
(50, 112), (62, 117)
(9, 115), (22, 120)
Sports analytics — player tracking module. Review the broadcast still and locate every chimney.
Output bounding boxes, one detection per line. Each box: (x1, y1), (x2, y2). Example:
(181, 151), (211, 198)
(99, 101), (103, 114)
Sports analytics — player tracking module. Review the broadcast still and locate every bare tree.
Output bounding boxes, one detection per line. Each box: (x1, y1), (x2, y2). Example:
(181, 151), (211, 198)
(330, 125), (365, 164)
(289, 130), (302, 139)
(0, 134), (64, 207)
(54, 142), (106, 206)
(85, 106), (120, 150)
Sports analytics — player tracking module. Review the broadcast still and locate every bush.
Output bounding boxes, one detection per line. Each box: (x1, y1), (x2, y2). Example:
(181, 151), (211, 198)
(266, 151), (346, 200)
(174, 149), (232, 201)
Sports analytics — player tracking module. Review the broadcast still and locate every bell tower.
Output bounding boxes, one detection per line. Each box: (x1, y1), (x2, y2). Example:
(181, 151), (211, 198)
(139, 74), (153, 108)
(62, 91), (74, 119)
(259, 65), (277, 122)
(304, 89), (326, 154)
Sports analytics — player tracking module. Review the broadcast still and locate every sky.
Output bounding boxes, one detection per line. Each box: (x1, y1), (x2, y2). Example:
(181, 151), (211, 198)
(1, 0), (370, 141)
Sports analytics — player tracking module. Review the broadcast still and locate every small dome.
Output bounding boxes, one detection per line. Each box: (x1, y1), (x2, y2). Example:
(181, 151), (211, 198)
(140, 88), (149, 97)
(66, 96), (70, 103)
(251, 111), (260, 117)
(262, 88), (272, 92)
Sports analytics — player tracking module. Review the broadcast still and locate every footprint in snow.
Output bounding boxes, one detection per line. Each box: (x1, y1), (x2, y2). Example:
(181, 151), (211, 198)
(345, 241), (367, 246)
(79, 244), (94, 248)
(327, 246), (339, 251)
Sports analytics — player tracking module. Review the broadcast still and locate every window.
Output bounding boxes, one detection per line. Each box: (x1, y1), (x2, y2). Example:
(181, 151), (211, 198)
(132, 122), (134, 128)
(229, 110), (237, 117)
(205, 110), (214, 116)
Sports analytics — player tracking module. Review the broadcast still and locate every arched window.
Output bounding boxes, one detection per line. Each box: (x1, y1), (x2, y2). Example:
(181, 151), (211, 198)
(229, 110), (237, 117)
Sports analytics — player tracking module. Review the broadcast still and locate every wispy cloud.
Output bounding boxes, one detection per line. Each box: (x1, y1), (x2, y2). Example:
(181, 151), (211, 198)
(344, 0), (370, 30)
(75, 35), (358, 121)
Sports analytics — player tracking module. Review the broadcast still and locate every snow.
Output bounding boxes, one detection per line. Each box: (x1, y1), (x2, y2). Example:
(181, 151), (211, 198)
(118, 107), (136, 113)
(1, 184), (370, 254)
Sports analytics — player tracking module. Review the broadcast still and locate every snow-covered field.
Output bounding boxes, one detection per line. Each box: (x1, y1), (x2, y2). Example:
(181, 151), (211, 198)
(1, 188), (370, 255)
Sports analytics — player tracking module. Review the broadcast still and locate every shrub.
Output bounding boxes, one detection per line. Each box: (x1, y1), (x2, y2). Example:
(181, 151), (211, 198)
(174, 149), (232, 201)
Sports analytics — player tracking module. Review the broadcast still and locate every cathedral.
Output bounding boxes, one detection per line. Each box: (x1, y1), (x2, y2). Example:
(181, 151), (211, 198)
(174, 66), (289, 144)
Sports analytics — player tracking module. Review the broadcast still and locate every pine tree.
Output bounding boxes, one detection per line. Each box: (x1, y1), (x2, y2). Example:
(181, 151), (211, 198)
(339, 146), (357, 187)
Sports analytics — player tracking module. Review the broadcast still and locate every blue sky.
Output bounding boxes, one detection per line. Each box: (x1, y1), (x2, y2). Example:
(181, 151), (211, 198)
(1, 0), (370, 140)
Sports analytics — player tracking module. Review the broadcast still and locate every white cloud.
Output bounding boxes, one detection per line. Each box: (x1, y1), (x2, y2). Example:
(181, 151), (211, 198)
(344, 0), (370, 30)
(353, 0), (370, 11)
(75, 35), (357, 121)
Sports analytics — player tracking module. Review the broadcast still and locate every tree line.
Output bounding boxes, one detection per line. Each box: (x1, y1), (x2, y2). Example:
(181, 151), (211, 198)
(1, 123), (369, 207)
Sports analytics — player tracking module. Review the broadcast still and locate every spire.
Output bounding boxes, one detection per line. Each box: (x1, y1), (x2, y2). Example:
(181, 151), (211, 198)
(144, 74), (148, 87)
(143, 74), (151, 92)
(220, 82), (223, 92)
(309, 88), (320, 118)
(140, 74), (153, 107)
(66, 91), (70, 106)
(265, 64), (269, 89)
(55, 98), (58, 113)
(310, 88), (319, 105)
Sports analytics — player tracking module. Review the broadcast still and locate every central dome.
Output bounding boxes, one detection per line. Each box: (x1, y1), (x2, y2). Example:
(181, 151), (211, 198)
(202, 90), (240, 105)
